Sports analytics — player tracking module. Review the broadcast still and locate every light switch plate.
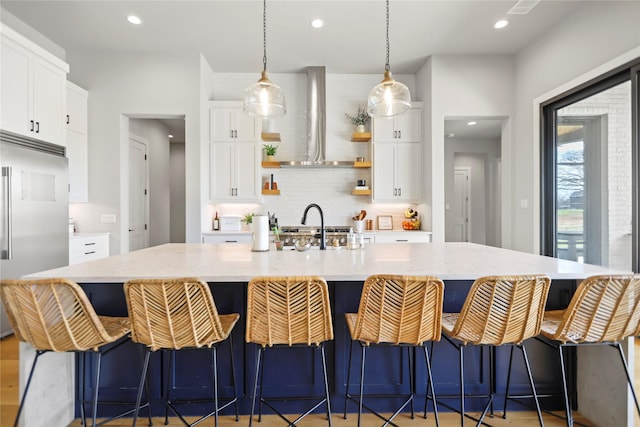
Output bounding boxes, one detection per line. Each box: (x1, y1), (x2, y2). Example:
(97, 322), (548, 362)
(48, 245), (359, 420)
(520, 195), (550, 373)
(100, 214), (117, 224)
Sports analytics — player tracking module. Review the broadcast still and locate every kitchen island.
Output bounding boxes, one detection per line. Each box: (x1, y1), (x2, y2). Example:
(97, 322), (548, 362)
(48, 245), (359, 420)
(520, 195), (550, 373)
(22, 242), (632, 426)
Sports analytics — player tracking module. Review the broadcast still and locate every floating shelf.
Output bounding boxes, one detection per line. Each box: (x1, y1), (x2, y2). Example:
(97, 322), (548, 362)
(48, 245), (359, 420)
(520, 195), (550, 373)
(353, 161), (371, 168)
(352, 189), (372, 196)
(261, 161), (281, 168)
(261, 132), (281, 142)
(262, 189), (281, 195)
(351, 132), (371, 142)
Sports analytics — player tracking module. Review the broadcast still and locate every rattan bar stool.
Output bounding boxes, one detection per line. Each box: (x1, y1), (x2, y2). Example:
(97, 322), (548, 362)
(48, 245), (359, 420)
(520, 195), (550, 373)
(246, 276), (334, 427)
(440, 274), (551, 426)
(123, 277), (240, 427)
(0, 278), (149, 427)
(523, 274), (640, 427)
(343, 274), (444, 427)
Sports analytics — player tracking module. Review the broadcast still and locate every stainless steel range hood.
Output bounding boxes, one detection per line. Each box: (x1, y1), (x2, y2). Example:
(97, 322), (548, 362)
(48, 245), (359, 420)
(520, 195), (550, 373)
(279, 66), (353, 168)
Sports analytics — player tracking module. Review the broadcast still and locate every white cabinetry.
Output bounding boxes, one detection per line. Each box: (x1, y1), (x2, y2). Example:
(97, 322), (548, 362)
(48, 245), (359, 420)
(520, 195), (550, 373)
(209, 142), (260, 202)
(372, 103), (423, 203)
(202, 232), (252, 244)
(373, 141), (422, 202)
(66, 82), (88, 203)
(372, 105), (422, 143)
(374, 232), (431, 243)
(209, 101), (259, 142)
(69, 233), (109, 265)
(0, 25), (68, 146)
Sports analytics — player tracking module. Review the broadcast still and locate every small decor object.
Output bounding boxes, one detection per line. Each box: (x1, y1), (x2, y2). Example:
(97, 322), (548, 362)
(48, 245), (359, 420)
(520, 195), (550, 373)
(242, 213), (254, 226)
(402, 208), (421, 230)
(272, 225), (284, 250)
(345, 105), (371, 132)
(263, 144), (278, 161)
(377, 215), (393, 230)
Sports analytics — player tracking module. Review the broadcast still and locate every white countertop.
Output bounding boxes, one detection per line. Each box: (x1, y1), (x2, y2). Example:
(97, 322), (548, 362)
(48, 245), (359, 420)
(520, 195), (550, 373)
(69, 232), (110, 239)
(25, 242), (626, 283)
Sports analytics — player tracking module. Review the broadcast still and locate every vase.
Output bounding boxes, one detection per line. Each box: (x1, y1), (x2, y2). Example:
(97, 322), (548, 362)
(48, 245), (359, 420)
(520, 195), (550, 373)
(356, 125), (366, 133)
(266, 155), (275, 162)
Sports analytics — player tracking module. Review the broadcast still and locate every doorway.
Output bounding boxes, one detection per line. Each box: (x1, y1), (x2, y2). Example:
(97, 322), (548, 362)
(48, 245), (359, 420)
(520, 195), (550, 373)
(128, 135), (148, 251)
(444, 118), (502, 246)
(126, 115), (186, 252)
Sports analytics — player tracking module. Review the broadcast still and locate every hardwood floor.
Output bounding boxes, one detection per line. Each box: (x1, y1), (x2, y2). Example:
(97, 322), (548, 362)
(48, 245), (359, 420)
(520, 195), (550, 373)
(0, 334), (607, 426)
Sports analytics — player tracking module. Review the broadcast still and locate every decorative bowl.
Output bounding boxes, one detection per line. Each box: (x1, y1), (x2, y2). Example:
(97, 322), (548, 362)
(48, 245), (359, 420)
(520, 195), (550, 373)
(294, 238), (312, 252)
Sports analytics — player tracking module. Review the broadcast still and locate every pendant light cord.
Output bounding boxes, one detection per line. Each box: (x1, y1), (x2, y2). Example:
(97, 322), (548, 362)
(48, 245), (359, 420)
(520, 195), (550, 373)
(263, 0), (267, 72)
(385, 0), (390, 72)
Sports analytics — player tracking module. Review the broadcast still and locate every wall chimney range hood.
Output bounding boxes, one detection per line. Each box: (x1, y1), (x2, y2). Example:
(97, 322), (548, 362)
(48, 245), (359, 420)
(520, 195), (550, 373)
(279, 66), (353, 168)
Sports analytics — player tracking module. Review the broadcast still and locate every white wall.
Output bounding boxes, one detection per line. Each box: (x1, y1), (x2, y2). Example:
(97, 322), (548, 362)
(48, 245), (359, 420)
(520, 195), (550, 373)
(513, 1), (640, 254)
(170, 143), (186, 243)
(417, 55), (515, 244)
(129, 119), (171, 247)
(65, 51), (201, 254)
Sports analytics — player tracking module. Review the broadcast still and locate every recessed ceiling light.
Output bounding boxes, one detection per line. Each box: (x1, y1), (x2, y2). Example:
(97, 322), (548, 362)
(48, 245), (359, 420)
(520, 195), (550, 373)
(494, 19), (509, 29)
(127, 15), (142, 25)
(467, 121), (477, 126)
(447, 133), (455, 138)
(168, 134), (174, 139)
(310, 18), (324, 29)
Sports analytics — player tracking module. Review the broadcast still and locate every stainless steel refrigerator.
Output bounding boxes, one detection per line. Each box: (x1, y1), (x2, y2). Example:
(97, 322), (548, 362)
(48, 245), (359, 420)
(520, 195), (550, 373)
(1, 130), (69, 337)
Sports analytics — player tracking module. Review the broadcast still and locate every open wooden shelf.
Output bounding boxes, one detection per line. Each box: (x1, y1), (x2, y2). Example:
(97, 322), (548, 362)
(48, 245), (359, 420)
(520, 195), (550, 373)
(351, 132), (371, 142)
(352, 189), (372, 196)
(261, 132), (281, 142)
(262, 189), (281, 195)
(261, 161), (281, 168)
(353, 161), (371, 168)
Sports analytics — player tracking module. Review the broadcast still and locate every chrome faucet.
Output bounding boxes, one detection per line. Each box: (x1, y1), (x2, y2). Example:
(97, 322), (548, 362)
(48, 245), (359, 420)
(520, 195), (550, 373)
(301, 203), (326, 250)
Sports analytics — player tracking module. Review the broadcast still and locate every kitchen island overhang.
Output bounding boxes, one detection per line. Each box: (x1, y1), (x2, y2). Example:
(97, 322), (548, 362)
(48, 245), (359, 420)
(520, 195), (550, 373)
(22, 243), (633, 424)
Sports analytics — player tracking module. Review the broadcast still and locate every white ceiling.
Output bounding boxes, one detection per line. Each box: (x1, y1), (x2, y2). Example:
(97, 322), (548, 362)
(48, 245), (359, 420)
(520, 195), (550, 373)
(445, 119), (503, 139)
(1, 0), (593, 75)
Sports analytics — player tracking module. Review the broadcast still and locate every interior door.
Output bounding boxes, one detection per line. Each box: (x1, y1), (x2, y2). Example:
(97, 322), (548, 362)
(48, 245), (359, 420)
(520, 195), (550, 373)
(128, 136), (148, 251)
(452, 167), (470, 242)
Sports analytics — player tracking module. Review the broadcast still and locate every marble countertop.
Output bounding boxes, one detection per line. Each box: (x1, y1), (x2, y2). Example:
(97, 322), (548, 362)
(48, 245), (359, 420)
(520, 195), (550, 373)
(25, 242), (626, 283)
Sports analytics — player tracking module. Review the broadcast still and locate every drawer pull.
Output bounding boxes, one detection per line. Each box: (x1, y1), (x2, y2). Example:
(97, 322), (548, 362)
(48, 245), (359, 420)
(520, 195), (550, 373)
(396, 239), (408, 242)
(84, 251), (96, 255)
(84, 242), (96, 246)
(225, 240), (238, 243)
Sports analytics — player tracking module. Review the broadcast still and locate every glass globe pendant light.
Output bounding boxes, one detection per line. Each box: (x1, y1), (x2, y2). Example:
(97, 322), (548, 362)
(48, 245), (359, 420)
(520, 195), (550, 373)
(367, 0), (411, 118)
(243, 0), (286, 118)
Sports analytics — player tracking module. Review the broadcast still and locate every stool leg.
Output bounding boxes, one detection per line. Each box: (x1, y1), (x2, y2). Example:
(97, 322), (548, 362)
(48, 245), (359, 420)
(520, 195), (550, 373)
(165, 349), (173, 425)
(459, 345), (465, 426)
(320, 345), (333, 427)
(615, 342), (640, 417)
(502, 345), (515, 419)
(258, 348), (266, 422)
(79, 352), (86, 426)
(344, 340), (355, 419)
(91, 352), (102, 427)
(249, 347), (262, 427)
(133, 348), (151, 427)
(358, 344), (367, 427)
(14, 350), (44, 427)
(212, 346), (219, 427)
(408, 346), (415, 419)
(521, 344), (543, 426)
(228, 333), (239, 421)
(557, 345), (573, 427)
(423, 345), (439, 427)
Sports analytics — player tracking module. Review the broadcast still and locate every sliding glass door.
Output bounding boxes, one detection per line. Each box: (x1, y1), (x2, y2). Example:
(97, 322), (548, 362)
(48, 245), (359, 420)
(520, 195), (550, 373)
(542, 62), (640, 272)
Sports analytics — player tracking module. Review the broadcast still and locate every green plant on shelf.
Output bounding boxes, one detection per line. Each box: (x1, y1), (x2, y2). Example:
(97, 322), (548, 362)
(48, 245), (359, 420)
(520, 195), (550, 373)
(242, 213), (254, 225)
(345, 105), (370, 126)
(263, 144), (278, 156)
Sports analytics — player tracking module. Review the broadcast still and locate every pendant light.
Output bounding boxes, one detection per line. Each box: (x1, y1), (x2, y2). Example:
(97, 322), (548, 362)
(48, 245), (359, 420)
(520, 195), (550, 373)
(243, 0), (286, 118)
(367, 0), (411, 118)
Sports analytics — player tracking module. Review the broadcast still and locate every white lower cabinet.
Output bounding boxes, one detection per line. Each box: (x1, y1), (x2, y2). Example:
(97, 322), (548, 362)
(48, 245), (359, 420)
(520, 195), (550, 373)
(209, 142), (260, 203)
(69, 233), (109, 265)
(373, 232), (431, 243)
(373, 142), (422, 202)
(202, 232), (251, 244)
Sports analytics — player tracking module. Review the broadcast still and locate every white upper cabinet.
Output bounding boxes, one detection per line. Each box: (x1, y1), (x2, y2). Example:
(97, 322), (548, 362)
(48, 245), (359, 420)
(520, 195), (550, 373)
(0, 25), (68, 146)
(66, 81), (88, 203)
(372, 103), (423, 203)
(209, 101), (259, 142)
(209, 142), (260, 203)
(372, 103), (423, 143)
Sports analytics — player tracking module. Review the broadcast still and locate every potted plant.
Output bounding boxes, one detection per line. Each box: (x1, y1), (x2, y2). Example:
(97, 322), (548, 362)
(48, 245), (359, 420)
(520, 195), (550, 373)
(242, 213), (254, 229)
(272, 225), (284, 250)
(263, 144), (278, 162)
(345, 105), (370, 133)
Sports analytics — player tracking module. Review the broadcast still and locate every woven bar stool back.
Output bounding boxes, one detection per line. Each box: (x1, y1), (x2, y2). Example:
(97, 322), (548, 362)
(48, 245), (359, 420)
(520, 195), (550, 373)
(124, 277), (240, 427)
(441, 274), (551, 426)
(536, 275), (640, 426)
(344, 274), (444, 427)
(0, 278), (136, 427)
(246, 276), (333, 426)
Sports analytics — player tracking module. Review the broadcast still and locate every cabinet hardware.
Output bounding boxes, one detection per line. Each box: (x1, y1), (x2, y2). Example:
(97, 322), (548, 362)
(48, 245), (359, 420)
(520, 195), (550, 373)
(84, 251), (96, 255)
(84, 242), (96, 246)
(398, 188), (401, 196)
(66, 115), (70, 124)
(225, 240), (238, 243)
(35, 122), (39, 133)
(398, 130), (401, 139)
(30, 120), (34, 132)
(230, 130), (234, 138)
